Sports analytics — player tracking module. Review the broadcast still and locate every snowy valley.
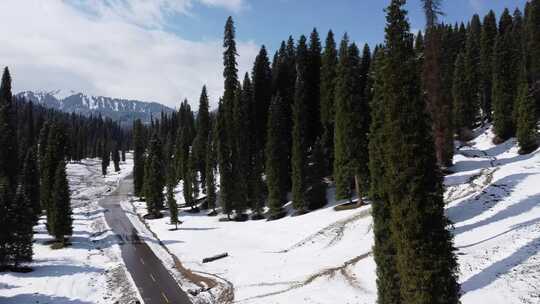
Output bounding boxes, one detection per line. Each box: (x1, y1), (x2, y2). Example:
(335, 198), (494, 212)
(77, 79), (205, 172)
(0, 158), (141, 304)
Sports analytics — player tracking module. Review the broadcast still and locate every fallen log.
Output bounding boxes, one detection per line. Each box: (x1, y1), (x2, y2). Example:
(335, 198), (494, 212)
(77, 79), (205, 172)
(202, 253), (228, 263)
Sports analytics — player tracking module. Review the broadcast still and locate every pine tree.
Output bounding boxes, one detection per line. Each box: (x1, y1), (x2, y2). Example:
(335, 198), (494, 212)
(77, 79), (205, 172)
(166, 178), (179, 230)
(353, 43), (372, 201)
(113, 143), (121, 172)
(251, 46), (272, 156)
(220, 16), (239, 220)
(291, 35), (309, 214)
(306, 29), (322, 146)
(42, 122), (66, 233)
(453, 52), (475, 139)
(0, 67), (18, 191)
(265, 95), (287, 220)
(205, 134), (217, 215)
(422, 1), (454, 167)
(21, 148), (41, 222)
(376, 2), (460, 303)
(333, 36), (369, 203)
(217, 101), (233, 219)
(193, 86), (211, 188)
(144, 134), (165, 218)
(133, 119), (146, 197)
(101, 142), (109, 176)
(233, 76), (252, 219)
(516, 69), (538, 154)
(368, 46), (402, 304)
(50, 161), (72, 245)
(320, 31), (338, 175)
(527, 0), (540, 83)
(480, 10), (498, 122)
(12, 182), (34, 268)
(493, 9), (518, 142)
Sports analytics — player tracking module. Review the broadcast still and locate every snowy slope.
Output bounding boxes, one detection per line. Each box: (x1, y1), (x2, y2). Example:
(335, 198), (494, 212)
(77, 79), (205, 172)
(0, 157), (141, 304)
(126, 126), (540, 304)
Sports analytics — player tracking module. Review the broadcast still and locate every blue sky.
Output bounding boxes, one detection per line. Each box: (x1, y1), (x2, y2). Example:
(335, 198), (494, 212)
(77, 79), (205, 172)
(168, 0), (528, 53)
(1, 0), (529, 108)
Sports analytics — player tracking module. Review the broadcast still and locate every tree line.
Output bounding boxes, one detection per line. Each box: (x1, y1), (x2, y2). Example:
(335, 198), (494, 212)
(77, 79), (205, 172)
(0, 68), (130, 271)
(133, 0), (539, 302)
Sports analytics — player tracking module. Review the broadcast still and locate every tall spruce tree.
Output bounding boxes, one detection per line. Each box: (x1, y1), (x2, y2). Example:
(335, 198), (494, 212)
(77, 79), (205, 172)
(220, 16), (239, 219)
(265, 95), (287, 220)
(50, 161), (72, 245)
(0, 67), (18, 191)
(12, 182), (34, 267)
(101, 142), (109, 176)
(369, 46), (403, 304)
(291, 35), (309, 214)
(516, 68), (538, 154)
(480, 10), (498, 121)
(527, 0), (540, 83)
(166, 177), (179, 229)
(144, 134), (165, 218)
(306, 29), (322, 146)
(233, 76), (251, 219)
(21, 148), (41, 222)
(353, 43), (372, 201)
(493, 9), (517, 142)
(422, 0), (454, 167)
(193, 86), (211, 188)
(333, 36), (369, 203)
(251, 46), (272, 156)
(112, 143), (121, 172)
(320, 31), (338, 175)
(43, 122), (66, 233)
(216, 101), (234, 219)
(133, 119), (146, 197)
(376, 1), (460, 303)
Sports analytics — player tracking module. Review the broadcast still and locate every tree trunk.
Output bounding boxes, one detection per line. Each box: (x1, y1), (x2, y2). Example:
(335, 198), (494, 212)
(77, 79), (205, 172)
(354, 175), (364, 205)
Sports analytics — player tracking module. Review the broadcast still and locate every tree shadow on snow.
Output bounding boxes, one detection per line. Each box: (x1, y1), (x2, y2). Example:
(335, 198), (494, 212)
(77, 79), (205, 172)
(447, 173), (533, 226)
(453, 191), (540, 235)
(8, 264), (102, 278)
(461, 234), (540, 294)
(458, 217), (540, 249)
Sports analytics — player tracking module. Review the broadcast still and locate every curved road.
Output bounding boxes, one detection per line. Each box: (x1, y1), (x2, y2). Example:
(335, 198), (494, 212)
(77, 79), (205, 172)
(100, 175), (192, 304)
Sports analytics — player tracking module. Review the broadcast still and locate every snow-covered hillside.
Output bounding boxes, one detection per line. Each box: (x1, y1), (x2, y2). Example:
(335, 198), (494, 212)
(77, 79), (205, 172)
(126, 126), (540, 304)
(17, 90), (173, 125)
(0, 158), (140, 304)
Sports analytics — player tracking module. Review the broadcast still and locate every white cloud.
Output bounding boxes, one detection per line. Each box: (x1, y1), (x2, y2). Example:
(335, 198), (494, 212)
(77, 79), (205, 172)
(199, 0), (245, 12)
(0, 0), (257, 109)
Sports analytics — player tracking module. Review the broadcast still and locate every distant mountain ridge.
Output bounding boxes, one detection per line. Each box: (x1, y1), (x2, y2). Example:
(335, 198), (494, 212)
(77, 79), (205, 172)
(17, 89), (174, 125)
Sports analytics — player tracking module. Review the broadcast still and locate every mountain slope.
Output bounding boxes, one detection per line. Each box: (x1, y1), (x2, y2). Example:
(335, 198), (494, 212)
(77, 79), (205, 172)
(17, 90), (173, 125)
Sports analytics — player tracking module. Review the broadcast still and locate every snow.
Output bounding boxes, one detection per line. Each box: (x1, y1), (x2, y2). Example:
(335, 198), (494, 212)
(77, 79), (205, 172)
(126, 126), (540, 304)
(0, 157), (141, 304)
(49, 89), (78, 100)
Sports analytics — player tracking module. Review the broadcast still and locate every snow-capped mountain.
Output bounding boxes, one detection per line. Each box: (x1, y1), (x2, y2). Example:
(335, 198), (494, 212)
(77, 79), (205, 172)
(17, 90), (174, 125)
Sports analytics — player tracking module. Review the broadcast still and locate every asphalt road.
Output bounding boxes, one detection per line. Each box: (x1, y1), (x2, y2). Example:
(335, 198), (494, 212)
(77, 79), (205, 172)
(100, 176), (192, 304)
